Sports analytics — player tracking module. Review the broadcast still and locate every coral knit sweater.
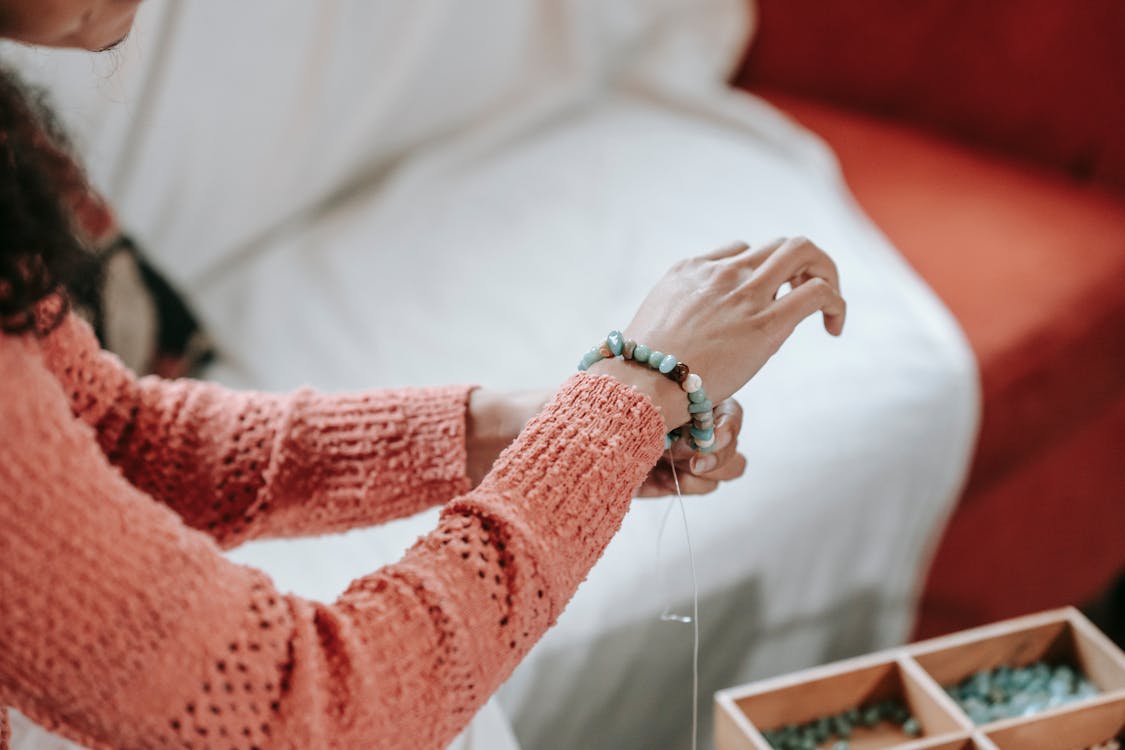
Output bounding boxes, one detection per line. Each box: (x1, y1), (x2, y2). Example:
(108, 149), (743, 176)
(0, 304), (665, 750)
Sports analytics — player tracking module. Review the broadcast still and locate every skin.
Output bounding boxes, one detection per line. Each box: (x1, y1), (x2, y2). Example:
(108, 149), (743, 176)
(0, 0), (143, 50)
(0, 2), (843, 499)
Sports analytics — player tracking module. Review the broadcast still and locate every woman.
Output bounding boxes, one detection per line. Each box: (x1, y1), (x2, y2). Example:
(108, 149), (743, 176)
(0, 2), (846, 748)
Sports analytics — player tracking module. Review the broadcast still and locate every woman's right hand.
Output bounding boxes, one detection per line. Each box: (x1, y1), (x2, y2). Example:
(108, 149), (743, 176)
(588, 237), (846, 431)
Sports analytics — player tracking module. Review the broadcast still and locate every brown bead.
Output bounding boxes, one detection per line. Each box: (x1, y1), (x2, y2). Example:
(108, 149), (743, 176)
(598, 343), (613, 358)
(666, 362), (690, 383)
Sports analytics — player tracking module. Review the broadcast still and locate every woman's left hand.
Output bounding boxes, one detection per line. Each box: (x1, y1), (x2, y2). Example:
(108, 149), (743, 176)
(636, 398), (746, 498)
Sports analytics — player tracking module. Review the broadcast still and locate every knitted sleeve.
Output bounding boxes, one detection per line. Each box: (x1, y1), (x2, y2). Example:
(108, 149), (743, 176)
(35, 311), (474, 548)
(0, 338), (664, 750)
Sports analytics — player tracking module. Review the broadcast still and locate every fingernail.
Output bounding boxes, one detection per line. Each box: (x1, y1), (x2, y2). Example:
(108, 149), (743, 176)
(692, 456), (716, 473)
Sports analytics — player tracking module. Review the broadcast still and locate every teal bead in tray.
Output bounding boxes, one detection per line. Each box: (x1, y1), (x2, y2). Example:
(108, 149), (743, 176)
(761, 699), (920, 750)
(944, 660), (1099, 724)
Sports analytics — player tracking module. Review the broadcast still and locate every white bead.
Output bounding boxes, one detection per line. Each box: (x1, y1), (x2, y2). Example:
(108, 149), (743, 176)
(683, 373), (702, 393)
(694, 435), (715, 448)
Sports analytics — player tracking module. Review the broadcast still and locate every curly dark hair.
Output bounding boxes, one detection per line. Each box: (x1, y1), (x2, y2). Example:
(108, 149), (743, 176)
(0, 64), (95, 335)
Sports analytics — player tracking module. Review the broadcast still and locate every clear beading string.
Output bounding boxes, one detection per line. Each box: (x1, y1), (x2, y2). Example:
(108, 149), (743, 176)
(658, 452), (700, 750)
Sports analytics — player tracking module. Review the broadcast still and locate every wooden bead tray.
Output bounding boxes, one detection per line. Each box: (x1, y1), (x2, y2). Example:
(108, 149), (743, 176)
(715, 608), (1125, 749)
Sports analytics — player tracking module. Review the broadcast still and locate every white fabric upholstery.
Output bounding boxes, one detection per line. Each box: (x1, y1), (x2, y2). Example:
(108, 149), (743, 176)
(4, 1), (979, 748)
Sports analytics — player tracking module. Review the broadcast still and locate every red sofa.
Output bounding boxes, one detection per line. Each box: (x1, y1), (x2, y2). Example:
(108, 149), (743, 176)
(734, 0), (1125, 638)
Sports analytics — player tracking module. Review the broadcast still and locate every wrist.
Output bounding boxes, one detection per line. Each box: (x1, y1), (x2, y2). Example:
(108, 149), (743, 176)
(586, 357), (687, 432)
(466, 388), (549, 486)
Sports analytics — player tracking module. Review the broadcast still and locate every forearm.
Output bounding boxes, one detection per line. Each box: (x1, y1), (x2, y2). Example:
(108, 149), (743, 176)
(39, 312), (475, 547)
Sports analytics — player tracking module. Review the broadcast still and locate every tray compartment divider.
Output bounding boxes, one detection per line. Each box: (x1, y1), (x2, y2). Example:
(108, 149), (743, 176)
(897, 656), (975, 734)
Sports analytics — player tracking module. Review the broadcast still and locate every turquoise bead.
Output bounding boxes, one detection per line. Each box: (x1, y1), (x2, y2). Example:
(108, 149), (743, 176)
(664, 433), (673, 451)
(648, 350), (665, 368)
(607, 330), (624, 356)
(688, 399), (713, 414)
(946, 660), (1098, 725)
(690, 427), (714, 441)
(902, 718), (920, 737)
(658, 354), (677, 373)
(579, 348), (602, 371)
(688, 389), (708, 404)
(634, 344), (651, 362)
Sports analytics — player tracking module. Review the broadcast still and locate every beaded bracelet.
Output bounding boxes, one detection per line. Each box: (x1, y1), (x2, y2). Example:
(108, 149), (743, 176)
(578, 330), (716, 453)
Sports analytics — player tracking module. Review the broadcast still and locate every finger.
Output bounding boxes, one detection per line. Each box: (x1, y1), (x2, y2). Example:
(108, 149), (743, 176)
(699, 451), (747, 481)
(713, 398), (743, 436)
(684, 398), (741, 473)
(778, 270), (811, 300)
(785, 268), (835, 296)
(722, 236), (787, 270)
(669, 473), (720, 495)
(635, 475), (672, 498)
(688, 427), (732, 474)
(769, 275), (847, 337)
(668, 400), (737, 454)
(636, 465), (720, 497)
(698, 237), (786, 269)
(698, 240), (750, 262)
(653, 430), (703, 468)
(750, 236), (840, 305)
(666, 431), (698, 462)
(740, 237), (789, 267)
